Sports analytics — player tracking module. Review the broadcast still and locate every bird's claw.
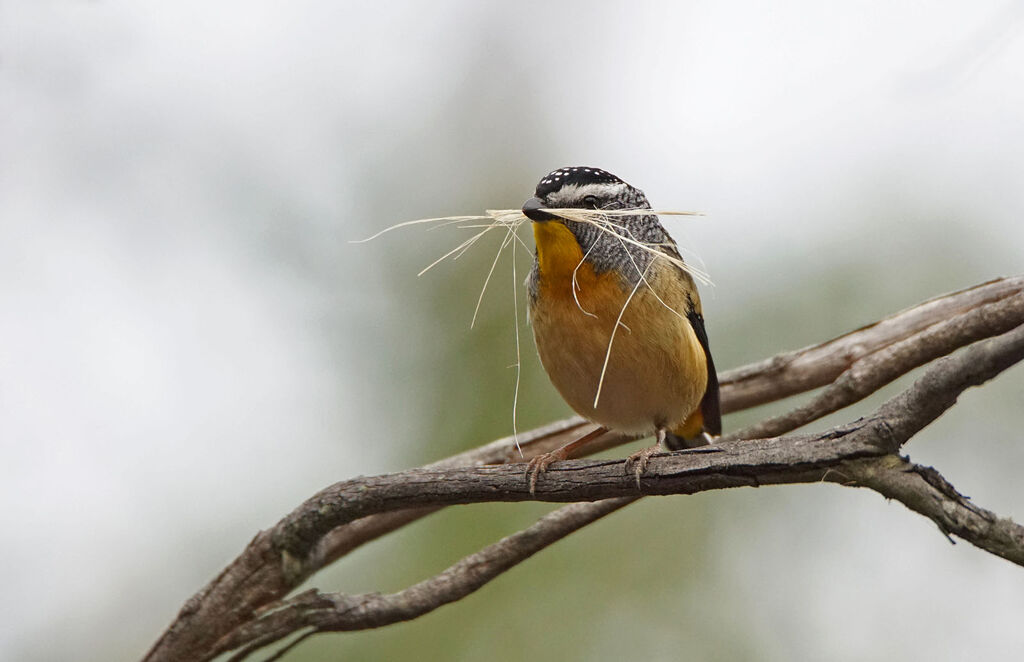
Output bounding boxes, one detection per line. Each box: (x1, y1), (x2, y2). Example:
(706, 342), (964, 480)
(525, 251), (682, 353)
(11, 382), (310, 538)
(624, 444), (662, 490)
(526, 450), (567, 495)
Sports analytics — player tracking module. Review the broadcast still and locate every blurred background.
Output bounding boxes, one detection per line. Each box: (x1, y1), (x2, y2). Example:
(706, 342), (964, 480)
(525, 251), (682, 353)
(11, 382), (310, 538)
(3, 2), (1024, 660)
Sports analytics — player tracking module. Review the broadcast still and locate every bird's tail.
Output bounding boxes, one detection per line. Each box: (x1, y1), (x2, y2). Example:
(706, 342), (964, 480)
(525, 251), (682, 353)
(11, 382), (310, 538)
(665, 409), (713, 450)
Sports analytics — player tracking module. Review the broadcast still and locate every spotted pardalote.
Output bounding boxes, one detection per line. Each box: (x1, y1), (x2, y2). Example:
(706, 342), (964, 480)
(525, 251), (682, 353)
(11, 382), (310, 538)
(520, 166), (720, 487)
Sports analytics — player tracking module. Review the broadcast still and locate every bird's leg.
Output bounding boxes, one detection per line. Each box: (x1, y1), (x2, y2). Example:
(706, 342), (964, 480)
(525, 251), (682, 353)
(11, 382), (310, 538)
(624, 428), (668, 489)
(527, 426), (609, 495)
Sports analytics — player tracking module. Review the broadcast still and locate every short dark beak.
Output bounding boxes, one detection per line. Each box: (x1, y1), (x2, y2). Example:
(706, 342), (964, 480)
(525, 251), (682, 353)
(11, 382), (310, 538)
(522, 197), (559, 222)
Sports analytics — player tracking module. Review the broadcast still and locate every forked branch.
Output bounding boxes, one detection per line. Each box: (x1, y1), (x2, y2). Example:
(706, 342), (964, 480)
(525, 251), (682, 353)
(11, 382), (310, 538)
(144, 276), (1024, 662)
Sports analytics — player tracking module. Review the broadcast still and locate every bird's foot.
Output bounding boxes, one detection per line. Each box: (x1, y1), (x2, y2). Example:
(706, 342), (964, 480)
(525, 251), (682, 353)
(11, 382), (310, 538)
(624, 428), (670, 490)
(526, 448), (573, 495)
(524, 425), (609, 495)
(624, 444), (663, 490)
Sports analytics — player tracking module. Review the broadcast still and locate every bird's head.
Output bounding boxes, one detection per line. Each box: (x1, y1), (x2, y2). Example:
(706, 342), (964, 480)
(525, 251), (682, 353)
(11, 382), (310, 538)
(521, 166), (666, 276)
(521, 166), (650, 224)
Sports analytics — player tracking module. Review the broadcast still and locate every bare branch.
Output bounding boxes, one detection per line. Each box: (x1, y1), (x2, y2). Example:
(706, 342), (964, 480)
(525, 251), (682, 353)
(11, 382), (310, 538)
(306, 277), (1024, 577)
(220, 498), (637, 656)
(217, 324), (1024, 658)
(729, 291), (1024, 440)
(143, 277), (1024, 662)
(263, 324), (1024, 566)
(720, 275), (1024, 412)
(838, 457), (1024, 566)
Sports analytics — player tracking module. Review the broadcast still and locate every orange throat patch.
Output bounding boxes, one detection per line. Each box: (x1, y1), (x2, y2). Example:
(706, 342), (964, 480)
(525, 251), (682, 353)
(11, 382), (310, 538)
(532, 221), (620, 305)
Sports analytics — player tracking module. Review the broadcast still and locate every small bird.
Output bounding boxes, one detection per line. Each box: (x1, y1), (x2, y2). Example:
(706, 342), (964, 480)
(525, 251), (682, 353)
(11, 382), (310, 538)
(521, 166), (720, 490)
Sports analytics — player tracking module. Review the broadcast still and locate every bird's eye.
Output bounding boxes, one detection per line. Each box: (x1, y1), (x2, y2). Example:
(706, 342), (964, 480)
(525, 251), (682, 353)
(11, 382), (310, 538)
(582, 195), (599, 208)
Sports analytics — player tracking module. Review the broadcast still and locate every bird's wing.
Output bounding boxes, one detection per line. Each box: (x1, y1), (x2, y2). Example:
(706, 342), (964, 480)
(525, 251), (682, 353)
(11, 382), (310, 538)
(686, 306), (722, 436)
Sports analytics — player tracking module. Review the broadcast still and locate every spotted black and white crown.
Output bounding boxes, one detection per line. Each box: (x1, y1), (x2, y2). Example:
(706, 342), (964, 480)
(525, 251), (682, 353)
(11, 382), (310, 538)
(534, 166), (625, 198)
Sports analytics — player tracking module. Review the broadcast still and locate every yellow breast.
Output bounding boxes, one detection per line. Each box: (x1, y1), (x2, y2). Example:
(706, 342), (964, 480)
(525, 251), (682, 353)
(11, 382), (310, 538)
(529, 221), (707, 436)
(531, 220), (623, 308)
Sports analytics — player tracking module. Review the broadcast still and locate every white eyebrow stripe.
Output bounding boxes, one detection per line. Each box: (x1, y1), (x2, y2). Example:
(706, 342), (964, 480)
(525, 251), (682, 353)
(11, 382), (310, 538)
(545, 181), (629, 206)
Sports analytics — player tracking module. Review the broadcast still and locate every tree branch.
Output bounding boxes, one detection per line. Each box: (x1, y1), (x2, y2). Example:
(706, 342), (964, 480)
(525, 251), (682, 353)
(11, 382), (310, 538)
(143, 276), (1024, 662)
(720, 276), (1024, 412)
(263, 323), (1024, 563)
(838, 457), (1024, 565)
(217, 323), (1024, 657)
(221, 498), (637, 659)
(728, 291), (1024, 440)
(309, 278), (1024, 573)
